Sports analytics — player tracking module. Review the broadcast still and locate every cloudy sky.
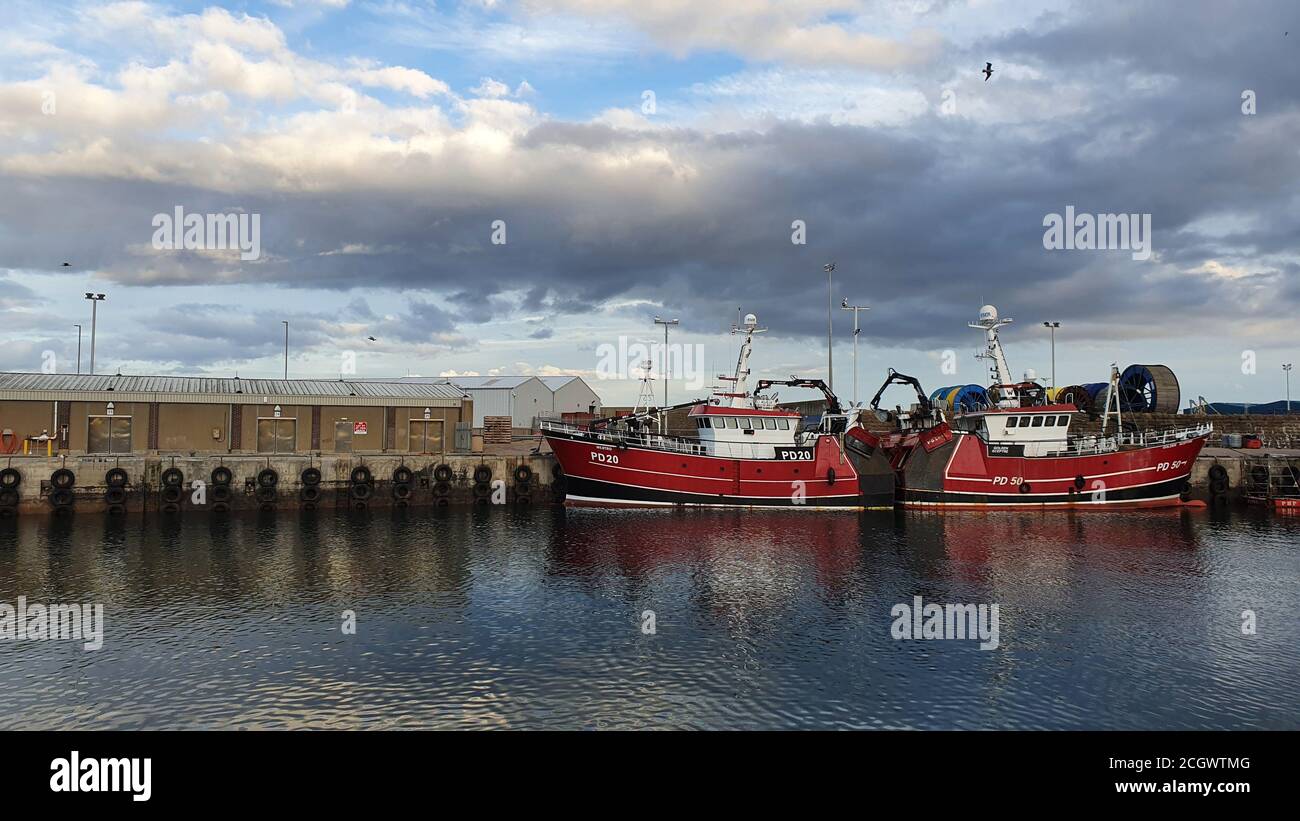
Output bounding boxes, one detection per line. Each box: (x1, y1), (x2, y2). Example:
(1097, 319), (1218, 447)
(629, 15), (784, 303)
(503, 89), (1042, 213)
(1, 0), (1296, 406)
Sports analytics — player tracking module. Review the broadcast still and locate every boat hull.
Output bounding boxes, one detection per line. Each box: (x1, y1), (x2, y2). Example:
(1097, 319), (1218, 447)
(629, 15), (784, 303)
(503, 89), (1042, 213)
(894, 425), (1208, 510)
(545, 428), (894, 510)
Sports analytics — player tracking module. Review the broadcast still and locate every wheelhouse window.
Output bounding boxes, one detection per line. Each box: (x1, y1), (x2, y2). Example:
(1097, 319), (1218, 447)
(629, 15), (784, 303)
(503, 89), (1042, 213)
(763, 417), (777, 430)
(1031, 416), (1044, 427)
(1057, 415), (1070, 426)
(741, 418), (753, 430)
(725, 417), (737, 429)
(1006, 417), (1020, 428)
(1044, 416), (1056, 427)
(778, 418), (790, 430)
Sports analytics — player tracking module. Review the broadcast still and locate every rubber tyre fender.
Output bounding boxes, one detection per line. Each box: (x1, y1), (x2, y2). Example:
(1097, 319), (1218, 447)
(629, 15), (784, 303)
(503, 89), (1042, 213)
(1208, 464), (1228, 482)
(300, 467), (322, 486)
(392, 483), (412, 500)
(350, 465), (372, 485)
(434, 464), (454, 483)
(472, 482), (491, 498)
(255, 486), (277, 503)
(513, 465), (533, 485)
(826, 468), (836, 487)
(433, 481), (451, 497)
(1019, 482), (1032, 494)
(105, 486), (127, 505)
(105, 467), (128, 488)
(161, 485), (184, 504)
(300, 485), (321, 503)
(393, 466), (414, 485)
(0, 467), (20, 489)
(257, 468), (279, 488)
(51, 468), (76, 490)
(0, 488), (20, 507)
(50, 488), (74, 507)
(211, 466), (234, 487)
(350, 482), (373, 501)
(1074, 475), (1086, 491)
(473, 465), (492, 484)
(161, 467), (184, 487)
(211, 485), (233, 503)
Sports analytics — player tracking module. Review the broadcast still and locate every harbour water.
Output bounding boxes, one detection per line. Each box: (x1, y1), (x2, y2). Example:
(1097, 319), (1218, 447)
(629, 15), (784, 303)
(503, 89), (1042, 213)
(1, 507), (1296, 730)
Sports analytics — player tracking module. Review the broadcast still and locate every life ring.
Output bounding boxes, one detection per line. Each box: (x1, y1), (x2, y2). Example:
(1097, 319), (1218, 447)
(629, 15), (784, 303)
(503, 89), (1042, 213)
(105, 468), (128, 488)
(161, 467), (184, 487)
(350, 465), (372, 485)
(257, 468), (278, 488)
(51, 468), (75, 490)
(211, 466), (233, 486)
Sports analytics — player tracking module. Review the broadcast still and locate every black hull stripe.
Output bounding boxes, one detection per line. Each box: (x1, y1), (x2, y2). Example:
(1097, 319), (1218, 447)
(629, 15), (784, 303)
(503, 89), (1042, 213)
(564, 475), (894, 509)
(901, 475), (1189, 505)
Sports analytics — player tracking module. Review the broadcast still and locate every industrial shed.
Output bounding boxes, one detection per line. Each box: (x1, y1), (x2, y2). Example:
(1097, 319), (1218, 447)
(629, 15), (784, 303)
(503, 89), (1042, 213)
(538, 375), (602, 419)
(0, 373), (471, 456)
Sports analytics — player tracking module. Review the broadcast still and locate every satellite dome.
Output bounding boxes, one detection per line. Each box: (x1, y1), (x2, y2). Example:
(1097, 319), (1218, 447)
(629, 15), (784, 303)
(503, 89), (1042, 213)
(743, 313), (758, 328)
(979, 305), (998, 323)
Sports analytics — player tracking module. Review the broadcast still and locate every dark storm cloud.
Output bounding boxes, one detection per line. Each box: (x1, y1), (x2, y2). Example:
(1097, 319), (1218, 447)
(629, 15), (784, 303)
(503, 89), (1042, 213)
(1, 0), (1297, 356)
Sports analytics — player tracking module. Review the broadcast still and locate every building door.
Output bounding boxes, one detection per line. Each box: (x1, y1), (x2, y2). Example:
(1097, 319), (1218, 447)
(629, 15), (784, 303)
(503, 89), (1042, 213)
(257, 418), (297, 453)
(88, 416), (133, 454)
(408, 420), (444, 453)
(334, 421), (353, 453)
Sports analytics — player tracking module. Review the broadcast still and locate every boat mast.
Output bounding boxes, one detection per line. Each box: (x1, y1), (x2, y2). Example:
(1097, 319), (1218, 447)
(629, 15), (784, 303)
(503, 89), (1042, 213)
(969, 304), (1017, 407)
(729, 313), (765, 408)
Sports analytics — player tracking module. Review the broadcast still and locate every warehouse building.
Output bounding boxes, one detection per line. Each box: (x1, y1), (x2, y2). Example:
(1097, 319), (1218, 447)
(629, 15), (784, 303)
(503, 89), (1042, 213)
(0, 373), (472, 456)
(397, 375), (602, 431)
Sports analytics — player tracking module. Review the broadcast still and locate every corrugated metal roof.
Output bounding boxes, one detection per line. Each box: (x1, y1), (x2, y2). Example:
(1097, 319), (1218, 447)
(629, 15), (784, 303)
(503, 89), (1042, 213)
(0, 372), (467, 400)
(537, 375), (585, 389)
(437, 376), (539, 390)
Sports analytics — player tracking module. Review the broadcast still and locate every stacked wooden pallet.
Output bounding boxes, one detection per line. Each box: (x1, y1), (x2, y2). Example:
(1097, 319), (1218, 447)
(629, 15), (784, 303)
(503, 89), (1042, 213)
(482, 416), (513, 444)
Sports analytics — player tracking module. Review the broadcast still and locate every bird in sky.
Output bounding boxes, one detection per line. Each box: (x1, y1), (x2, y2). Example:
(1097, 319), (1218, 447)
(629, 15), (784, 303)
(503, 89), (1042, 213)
(366, 336), (376, 342)
(61, 262), (70, 266)
(983, 62), (994, 81)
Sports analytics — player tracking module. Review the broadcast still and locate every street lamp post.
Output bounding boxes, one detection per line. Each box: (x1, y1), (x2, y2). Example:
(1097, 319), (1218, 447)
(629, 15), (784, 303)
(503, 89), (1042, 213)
(1285, 363), (1293, 413)
(84, 293), (105, 375)
(840, 299), (870, 407)
(824, 263), (835, 392)
(282, 321), (289, 380)
(74, 325), (82, 374)
(653, 316), (679, 407)
(1042, 321), (1060, 390)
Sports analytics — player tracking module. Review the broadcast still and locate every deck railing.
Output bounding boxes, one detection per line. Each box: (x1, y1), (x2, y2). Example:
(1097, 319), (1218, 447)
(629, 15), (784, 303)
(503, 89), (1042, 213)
(1050, 423), (1213, 456)
(539, 420), (786, 459)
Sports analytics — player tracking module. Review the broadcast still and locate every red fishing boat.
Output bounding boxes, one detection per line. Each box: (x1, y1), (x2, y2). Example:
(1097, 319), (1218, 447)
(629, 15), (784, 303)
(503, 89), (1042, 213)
(870, 306), (1211, 509)
(541, 314), (896, 510)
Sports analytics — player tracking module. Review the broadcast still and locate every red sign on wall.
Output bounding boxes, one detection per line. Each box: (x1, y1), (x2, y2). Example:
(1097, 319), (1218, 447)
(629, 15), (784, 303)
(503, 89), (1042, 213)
(353, 421), (368, 435)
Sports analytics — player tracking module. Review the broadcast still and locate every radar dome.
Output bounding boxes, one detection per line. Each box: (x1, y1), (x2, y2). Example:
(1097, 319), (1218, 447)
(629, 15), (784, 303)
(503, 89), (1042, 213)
(979, 305), (998, 323)
(743, 313), (758, 327)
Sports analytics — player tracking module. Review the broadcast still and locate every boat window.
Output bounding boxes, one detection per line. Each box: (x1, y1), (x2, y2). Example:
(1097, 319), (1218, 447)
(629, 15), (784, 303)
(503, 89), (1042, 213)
(1057, 415), (1070, 426)
(1043, 416), (1056, 427)
(726, 417), (737, 429)
(778, 418), (790, 430)
(764, 417), (777, 430)
(741, 418), (753, 430)
(1006, 417), (1019, 428)
(1031, 416), (1044, 427)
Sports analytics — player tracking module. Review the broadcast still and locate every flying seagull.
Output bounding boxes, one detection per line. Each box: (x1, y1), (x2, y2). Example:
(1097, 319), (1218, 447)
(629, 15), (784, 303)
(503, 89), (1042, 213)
(983, 62), (994, 81)
(366, 336), (376, 342)
(61, 262), (70, 266)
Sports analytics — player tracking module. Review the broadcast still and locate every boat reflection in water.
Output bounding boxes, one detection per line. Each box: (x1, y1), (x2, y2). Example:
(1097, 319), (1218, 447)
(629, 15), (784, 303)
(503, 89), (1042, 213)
(0, 506), (1295, 730)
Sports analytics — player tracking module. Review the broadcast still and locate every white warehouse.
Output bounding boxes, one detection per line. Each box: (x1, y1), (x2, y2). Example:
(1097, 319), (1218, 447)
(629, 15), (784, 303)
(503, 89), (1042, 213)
(396, 375), (601, 430)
